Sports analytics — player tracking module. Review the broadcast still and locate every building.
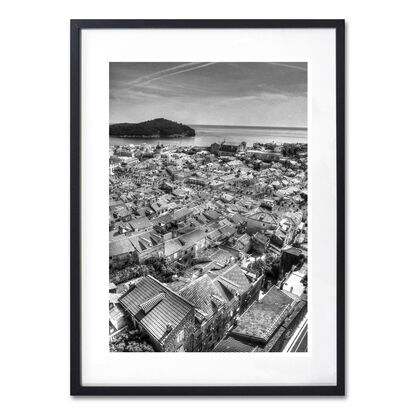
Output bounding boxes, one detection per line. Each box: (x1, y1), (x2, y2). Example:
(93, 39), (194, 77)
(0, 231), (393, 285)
(179, 274), (232, 352)
(245, 210), (278, 235)
(119, 276), (195, 352)
(280, 246), (304, 278)
(246, 150), (280, 162)
(282, 269), (306, 297)
(128, 231), (164, 263)
(210, 141), (246, 156)
(128, 216), (153, 234)
(109, 238), (136, 269)
(213, 286), (298, 352)
(251, 231), (270, 254)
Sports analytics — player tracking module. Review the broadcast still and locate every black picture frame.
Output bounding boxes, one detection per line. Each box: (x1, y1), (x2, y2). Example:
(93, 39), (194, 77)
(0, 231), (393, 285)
(70, 19), (345, 396)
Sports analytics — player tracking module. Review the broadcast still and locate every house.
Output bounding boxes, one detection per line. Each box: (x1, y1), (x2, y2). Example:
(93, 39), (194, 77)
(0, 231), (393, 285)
(115, 147), (136, 157)
(212, 263), (262, 315)
(232, 286), (293, 343)
(251, 232), (270, 254)
(246, 150), (280, 162)
(231, 233), (251, 253)
(119, 276), (195, 352)
(280, 246), (304, 278)
(150, 200), (169, 216)
(210, 141), (246, 156)
(109, 303), (128, 336)
(214, 286), (294, 352)
(129, 231), (163, 263)
(128, 216), (153, 234)
(282, 269), (307, 297)
(172, 207), (193, 224)
(109, 238), (136, 269)
(245, 210), (278, 235)
(164, 238), (185, 262)
(187, 176), (208, 186)
(179, 275), (231, 352)
(112, 205), (132, 222)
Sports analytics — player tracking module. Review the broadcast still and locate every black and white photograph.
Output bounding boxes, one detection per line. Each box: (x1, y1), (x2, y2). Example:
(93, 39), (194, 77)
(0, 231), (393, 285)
(5, 0), (415, 410)
(108, 62), (308, 353)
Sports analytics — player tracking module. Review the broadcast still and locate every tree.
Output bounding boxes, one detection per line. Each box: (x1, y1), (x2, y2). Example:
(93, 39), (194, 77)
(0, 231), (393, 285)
(247, 253), (281, 282)
(110, 330), (155, 353)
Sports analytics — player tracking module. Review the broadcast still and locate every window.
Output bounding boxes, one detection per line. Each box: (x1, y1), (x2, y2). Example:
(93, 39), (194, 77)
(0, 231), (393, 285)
(176, 329), (184, 343)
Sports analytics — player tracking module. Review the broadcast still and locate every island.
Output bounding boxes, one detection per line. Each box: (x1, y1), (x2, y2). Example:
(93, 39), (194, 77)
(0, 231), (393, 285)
(109, 118), (196, 138)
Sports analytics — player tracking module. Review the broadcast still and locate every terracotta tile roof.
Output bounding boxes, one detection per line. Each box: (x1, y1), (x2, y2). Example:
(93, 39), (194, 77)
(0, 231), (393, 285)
(119, 276), (193, 342)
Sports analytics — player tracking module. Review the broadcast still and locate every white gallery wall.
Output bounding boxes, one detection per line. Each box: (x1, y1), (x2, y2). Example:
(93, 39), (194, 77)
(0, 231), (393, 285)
(0, 0), (414, 414)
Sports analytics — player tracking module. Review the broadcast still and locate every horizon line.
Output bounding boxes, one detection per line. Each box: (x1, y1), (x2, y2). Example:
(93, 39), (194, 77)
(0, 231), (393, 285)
(109, 121), (307, 130)
(189, 123), (307, 130)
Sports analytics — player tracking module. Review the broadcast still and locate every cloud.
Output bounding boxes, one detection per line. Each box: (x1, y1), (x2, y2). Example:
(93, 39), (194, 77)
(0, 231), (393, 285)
(110, 62), (307, 126)
(267, 62), (307, 72)
(225, 92), (289, 103)
(123, 62), (217, 90)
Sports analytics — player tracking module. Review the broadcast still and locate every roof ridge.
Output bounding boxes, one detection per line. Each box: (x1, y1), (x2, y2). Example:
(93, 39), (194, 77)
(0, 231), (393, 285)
(146, 275), (196, 309)
(179, 274), (210, 292)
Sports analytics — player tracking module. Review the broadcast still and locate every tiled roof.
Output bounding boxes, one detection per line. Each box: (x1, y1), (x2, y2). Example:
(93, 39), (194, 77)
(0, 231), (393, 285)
(232, 286), (294, 342)
(179, 275), (227, 321)
(173, 207), (193, 221)
(109, 304), (126, 325)
(139, 292), (166, 314)
(219, 225), (237, 238)
(209, 248), (234, 268)
(218, 264), (252, 294)
(129, 231), (162, 253)
(203, 210), (220, 221)
(213, 335), (257, 352)
(109, 293), (122, 304)
(109, 238), (135, 257)
(248, 210), (277, 224)
(228, 213), (244, 225)
(152, 213), (173, 226)
(128, 216), (152, 231)
(119, 276), (193, 342)
(164, 238), (183, 257)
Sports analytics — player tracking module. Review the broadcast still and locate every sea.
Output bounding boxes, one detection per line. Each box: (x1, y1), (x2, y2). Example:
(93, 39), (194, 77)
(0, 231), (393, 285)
(109, 124), (307, 147)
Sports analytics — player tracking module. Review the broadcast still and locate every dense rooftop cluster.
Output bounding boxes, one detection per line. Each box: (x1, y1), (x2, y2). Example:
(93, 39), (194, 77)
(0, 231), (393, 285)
(109, 140), (308, 352)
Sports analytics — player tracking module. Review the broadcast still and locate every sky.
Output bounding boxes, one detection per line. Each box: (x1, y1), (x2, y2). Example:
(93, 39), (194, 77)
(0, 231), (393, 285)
(110, 62), (307, 127)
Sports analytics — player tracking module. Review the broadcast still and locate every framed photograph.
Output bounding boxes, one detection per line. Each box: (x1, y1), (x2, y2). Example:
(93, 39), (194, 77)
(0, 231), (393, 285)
(71, 19), (345, 395)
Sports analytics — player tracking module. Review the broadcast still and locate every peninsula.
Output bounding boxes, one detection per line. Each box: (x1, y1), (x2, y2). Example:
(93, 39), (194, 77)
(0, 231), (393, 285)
(109, 118), (196, 138)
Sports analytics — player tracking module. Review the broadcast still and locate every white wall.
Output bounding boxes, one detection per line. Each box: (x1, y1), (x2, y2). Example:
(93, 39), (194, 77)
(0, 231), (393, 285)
(1, 0), (415, 413)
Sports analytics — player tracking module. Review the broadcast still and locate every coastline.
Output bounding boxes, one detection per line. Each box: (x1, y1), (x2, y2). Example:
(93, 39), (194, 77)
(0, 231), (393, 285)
(110, 124), (307, 147)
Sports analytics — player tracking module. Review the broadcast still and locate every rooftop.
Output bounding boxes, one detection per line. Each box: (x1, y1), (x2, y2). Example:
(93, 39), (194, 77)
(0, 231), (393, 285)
(213, 335), (257, 352)
(119, 276), (193, 342)
(179, 274), (227, 322)
(109, 238), (135, 257)
(232, 286), (294, 342)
